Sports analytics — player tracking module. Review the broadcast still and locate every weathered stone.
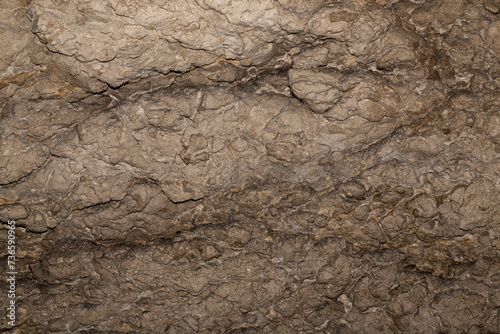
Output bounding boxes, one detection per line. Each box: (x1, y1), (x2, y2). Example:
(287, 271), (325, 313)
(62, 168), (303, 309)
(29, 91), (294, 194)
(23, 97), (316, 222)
(0, 0), (499, 332)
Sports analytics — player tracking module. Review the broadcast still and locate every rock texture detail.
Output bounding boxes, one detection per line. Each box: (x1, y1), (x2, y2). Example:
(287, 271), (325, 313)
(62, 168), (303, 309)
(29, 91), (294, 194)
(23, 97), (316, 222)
(1, 0), (500, 333)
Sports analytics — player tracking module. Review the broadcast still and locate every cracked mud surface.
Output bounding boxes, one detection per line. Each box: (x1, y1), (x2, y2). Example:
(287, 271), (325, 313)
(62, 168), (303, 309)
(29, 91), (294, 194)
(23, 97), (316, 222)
(1, 0), (500, 333)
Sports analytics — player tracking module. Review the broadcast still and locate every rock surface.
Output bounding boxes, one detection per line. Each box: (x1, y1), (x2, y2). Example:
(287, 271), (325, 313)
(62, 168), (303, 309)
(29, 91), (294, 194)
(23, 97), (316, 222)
(1, 0), (500, 333)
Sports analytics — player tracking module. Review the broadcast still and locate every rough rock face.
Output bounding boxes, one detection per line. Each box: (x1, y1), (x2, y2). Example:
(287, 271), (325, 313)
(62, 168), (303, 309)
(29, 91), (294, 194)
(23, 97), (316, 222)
(1, 0), (500, 333)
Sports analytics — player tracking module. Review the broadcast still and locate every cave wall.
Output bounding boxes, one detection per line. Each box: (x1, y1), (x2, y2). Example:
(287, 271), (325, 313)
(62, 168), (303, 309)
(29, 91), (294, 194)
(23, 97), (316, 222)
(1, 0), (500, 333)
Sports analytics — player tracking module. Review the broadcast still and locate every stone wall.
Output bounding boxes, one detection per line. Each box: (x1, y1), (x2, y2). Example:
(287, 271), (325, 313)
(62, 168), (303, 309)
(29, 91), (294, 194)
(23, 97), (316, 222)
(0, 0), (499, 332)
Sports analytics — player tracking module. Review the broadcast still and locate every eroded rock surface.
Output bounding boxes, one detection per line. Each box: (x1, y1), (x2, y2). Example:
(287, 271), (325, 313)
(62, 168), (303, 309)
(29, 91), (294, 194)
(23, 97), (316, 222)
(1, 0), (500, 333)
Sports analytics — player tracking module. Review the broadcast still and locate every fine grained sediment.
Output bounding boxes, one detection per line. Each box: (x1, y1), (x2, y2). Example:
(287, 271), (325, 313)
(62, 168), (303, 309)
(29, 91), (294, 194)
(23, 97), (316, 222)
(1, 0), (500, 333)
